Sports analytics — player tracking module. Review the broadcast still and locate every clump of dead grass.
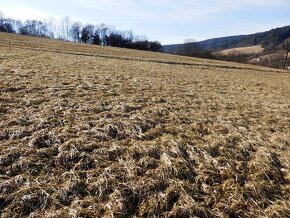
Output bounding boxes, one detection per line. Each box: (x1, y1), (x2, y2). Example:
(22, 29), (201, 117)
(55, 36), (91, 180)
(0, 33), (289, 217)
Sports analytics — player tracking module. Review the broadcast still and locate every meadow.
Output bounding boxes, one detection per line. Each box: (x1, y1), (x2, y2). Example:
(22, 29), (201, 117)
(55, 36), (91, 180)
(0, 33), (289, 217)
(216, 45), (264, 55)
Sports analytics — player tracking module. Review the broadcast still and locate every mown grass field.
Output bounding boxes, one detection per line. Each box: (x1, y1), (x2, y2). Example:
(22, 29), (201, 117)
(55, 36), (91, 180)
(0, 33), (289, 218)
(216, 45), (265, 55)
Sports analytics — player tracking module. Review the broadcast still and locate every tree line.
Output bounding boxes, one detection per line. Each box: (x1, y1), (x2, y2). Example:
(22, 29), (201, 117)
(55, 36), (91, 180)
(164, 39), (214, 59)
(0, 11), (163, 52)
(198, 26), (290, 52)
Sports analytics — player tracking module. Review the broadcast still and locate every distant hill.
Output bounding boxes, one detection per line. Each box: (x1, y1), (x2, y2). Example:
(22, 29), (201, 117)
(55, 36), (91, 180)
(163, 25), (290, 53)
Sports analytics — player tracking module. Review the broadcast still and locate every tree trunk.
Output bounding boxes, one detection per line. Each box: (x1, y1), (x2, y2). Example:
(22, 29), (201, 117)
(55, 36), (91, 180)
(283, 50), (289, 70)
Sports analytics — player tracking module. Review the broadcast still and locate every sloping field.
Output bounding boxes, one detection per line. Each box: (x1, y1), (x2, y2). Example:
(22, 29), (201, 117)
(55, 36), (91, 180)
(0, 33), (289, 217)
(217, 45), (265, 55)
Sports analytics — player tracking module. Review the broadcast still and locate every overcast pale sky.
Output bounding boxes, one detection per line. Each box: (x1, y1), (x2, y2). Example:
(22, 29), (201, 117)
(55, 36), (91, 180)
(0, 0), (289, 44)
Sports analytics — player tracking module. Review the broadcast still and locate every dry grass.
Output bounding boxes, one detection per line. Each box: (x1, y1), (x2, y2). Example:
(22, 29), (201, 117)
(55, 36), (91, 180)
(0, 33), (289, 217)
(216, 45), (265, 55)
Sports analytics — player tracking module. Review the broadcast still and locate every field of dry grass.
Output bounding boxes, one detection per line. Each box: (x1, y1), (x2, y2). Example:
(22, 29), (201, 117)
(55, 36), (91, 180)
(0, 33), (290, 217)
(216, 45), (265, 55)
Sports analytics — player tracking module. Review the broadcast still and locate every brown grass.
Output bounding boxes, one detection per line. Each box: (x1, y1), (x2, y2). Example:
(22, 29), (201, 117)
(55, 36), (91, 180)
(0, 33), (289, 217)
(216, 45), (265, 55)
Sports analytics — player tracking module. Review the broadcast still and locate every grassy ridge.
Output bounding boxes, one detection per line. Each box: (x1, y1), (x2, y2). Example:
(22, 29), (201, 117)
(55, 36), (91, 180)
(0, 33), (289, 217)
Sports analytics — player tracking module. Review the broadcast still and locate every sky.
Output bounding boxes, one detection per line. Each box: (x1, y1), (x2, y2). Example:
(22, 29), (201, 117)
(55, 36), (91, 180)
(0, 0), (289, 44)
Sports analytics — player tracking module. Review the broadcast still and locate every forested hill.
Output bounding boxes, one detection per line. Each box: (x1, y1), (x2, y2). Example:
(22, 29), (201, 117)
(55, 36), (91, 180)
(164, 25), (290, 53)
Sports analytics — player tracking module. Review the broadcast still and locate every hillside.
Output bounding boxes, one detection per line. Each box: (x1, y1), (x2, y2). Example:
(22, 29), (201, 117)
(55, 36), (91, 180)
(0, 33), (290, 217)
(216, 45), (264, 55)
(163, 25), (290, 53)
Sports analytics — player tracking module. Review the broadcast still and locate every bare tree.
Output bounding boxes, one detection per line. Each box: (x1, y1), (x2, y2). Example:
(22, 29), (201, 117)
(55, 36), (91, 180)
(122, 30), (134, 46)
(282, 39), (290, 69)
(96, 23), (115, 45)
(61, 16), (71, 41)
(70, 22), (82, 42)
(0, 10), (4, 27)
(12, 19), (22, 33)
(0, 10), (4, 19)
(134, 35), (147, 42)
(44, 17), (56, 38)
(176, 39), (200, 56)
(56, 19), (64, 40)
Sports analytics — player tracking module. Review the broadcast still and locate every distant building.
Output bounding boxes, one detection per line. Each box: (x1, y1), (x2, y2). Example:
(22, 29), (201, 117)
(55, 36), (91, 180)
(250, 57), (260, 63)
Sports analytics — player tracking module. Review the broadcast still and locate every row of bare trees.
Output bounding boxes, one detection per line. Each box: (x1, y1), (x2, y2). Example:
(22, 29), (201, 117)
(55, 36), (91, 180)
(0, 11), (162, 52)
(172, 39), (214, 59)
